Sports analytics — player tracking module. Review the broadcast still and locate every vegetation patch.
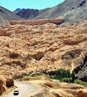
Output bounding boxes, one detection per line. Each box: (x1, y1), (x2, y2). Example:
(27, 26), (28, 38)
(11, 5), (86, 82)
(48, 69), (87, 87)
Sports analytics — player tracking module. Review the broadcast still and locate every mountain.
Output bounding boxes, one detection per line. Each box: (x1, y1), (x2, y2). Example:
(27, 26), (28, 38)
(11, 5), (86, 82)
(14, 8), (22, 14)
(14, 8), (52, 19)
(15, 0), (87, 22)
(35, 0), (87, 22)
(0, 6), (21, 25)
(14, 8), (40, 19)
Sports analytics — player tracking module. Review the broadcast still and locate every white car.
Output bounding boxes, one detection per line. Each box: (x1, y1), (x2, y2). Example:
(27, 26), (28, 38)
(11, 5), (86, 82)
(13, 89), (19, 96)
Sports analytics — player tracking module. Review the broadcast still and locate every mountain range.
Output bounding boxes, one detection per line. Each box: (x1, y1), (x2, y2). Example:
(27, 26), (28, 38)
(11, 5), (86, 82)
(14, 0), (87, 23)
(0, 0), (87, 25)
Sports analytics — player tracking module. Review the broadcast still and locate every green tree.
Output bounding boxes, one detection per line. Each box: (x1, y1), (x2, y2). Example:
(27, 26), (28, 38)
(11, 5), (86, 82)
(71, 71), (75, 83)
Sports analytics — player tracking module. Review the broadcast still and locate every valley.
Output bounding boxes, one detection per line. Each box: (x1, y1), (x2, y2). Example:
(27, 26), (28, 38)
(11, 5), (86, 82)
(0, 0), (87, 96)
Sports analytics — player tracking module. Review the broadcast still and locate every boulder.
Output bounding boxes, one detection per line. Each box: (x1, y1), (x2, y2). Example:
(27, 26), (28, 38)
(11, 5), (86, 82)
(78, 90), (87, 97)
(31, 52), (44, 60)
(6, 79), (14, 88)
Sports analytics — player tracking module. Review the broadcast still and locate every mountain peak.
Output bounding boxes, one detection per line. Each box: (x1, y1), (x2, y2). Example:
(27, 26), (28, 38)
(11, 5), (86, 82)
(14, 8), (40, 19)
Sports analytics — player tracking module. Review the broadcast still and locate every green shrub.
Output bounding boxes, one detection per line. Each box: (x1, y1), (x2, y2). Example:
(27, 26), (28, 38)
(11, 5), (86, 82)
(75, 79), (87, 86)
(50, 68), (71, 80)
(62, 78), (71, 83)
(29, 72), (43, 77)
(74, 79), (82, 84)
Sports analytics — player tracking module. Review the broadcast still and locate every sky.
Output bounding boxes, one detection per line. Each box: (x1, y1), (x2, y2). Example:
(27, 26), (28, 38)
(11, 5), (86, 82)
(0, 0), (64, 11)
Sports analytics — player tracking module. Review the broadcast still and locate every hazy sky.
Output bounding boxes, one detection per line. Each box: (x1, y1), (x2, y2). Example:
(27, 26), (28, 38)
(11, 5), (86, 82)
(0, 0), (64, 11)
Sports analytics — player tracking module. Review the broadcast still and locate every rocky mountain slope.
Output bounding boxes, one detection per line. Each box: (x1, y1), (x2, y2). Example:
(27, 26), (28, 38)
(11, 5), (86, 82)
(35, 0), (87, 22)
(0, 6), (21, 26)
(0, 19), (87, 80)
(15, 0), (87, 23)
(35, 0), (87, 21)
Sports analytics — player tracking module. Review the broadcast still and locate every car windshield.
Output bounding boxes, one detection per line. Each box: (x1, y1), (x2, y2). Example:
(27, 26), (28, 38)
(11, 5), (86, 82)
(14, 90), (18, 92)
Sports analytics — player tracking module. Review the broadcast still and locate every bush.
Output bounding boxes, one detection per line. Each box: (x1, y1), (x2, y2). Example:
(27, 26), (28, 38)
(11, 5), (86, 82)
(49, 68), (71, 80)
(49, 69), (78, 84)
(62, 78), (71, 83)
(75, 80), (87, 86)
(75, 79), (82, 84)
(28, 72), (43, 77)
(71, 71), (75, 83)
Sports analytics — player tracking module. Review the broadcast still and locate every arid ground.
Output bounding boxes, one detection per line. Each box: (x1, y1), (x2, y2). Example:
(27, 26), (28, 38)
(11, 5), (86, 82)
(0, 19), (87, 96)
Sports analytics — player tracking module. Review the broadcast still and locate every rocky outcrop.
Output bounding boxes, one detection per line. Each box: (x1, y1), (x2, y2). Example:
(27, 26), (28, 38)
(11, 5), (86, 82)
(74, 54), (87, 81)
(61, 49), (81, 60)
(0, 80), (5, 95)
(6, 79), (14, 88)
(78, 90), (87, 97)
(0, 76), (14, 95)
(31, 52), (44, 60)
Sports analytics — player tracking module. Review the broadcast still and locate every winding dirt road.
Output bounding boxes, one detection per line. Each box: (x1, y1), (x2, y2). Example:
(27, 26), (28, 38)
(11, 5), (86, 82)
(1, 80), (38, 97)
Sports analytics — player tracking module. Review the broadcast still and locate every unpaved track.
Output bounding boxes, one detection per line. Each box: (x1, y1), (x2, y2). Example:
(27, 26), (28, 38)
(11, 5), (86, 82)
(1, 80), (38, 97)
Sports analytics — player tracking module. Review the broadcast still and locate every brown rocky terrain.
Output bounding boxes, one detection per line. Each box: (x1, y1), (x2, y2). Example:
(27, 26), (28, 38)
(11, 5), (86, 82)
(0, 19), (87, 79)
(0, 75), (14, 95)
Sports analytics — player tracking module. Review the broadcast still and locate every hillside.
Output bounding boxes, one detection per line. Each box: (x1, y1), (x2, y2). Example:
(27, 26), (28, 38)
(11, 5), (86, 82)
(0, 6), (21, 26)
(0, 19), (87, 81)
(35, 0), (87, 22)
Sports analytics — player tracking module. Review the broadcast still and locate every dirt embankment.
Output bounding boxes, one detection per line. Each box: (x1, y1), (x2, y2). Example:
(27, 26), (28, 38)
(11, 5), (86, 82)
(21, 76), (87, 97)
